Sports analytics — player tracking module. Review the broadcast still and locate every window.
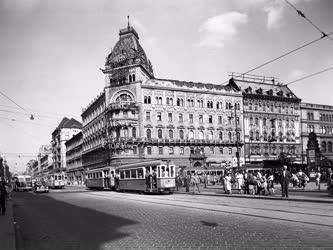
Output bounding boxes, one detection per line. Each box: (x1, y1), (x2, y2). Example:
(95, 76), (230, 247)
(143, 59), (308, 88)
(179, 130), (184, 139)
(250, 131), (254, 141)
(199, 115), (203, 123)
(249, 117), (253, 125)
(263, 131), (267, 141)
(322, 141), (327, 153)
(236, 117), (240, 125)
(179, 113), (183, 122)
(256, 131), (260, 141)
(219, 131), (223, 140)
(168, 113), (173, 122)
(169, 147), (174, 155)
(146, 112), (150, 121)
(263, 118), (266, 126)
(158, 146), (163, 155)
(157, 112), (162, 121)
(328, 142), (332, 152)
(199, 130), (204, 140)
(208, 115), (213, 124)
(133, 146), (137, 154)
(255, 117), (259, 126)
(180, 147), (184, 155)
(158, 129), (163, 139)
(210, 147), (214, 154)
(189, 130), (194, 139)
(249, 103), (252, 111)
(189, 114), (193, 123)
(169, 130), (174, 139)
(147, 147), (152, 155)
(146, 129), (151, 139)
(208, 131), (213, 140)
(228, 148), (232, 154)
(144, 96), (151, 104)
(228, 132), (232, 141)
(218, 116), (222, 124)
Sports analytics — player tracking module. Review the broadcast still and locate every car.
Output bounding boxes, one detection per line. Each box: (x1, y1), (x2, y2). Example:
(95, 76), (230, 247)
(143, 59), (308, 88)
(33, 181), (49, 193)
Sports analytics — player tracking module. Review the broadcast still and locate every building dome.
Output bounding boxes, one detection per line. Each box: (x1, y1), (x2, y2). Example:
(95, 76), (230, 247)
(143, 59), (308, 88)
(105, 26), (154, 77)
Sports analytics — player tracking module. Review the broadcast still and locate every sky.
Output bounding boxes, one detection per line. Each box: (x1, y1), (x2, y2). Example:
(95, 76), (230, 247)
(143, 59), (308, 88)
(0, 0), (332, 173)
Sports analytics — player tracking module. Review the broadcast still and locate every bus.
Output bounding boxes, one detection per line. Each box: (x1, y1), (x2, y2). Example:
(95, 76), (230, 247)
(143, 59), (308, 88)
(47, 173), (66, 189)
(13, 175), (33, 191)
(86, 167), (116, 190)
(116, 160), (176, 193)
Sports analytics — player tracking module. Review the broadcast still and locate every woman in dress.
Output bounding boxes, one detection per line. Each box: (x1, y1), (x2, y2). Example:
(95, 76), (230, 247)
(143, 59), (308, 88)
(224, 173), (232, 194)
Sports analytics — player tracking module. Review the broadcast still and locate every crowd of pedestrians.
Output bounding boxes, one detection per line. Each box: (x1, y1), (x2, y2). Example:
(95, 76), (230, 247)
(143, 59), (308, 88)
(176, 166), (331, 197)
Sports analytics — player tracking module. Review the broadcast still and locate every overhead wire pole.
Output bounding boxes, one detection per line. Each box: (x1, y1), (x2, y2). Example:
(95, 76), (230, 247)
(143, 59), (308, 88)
(285, 66), (333, 86)
(284, 0), (333, 42)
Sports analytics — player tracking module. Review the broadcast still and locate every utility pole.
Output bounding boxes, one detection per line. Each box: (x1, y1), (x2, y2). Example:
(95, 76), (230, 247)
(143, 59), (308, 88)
(234, 105), (240, 170)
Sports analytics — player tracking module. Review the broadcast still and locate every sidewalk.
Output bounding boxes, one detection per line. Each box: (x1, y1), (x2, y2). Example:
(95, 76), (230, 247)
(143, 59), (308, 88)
(175, 184), (333, 203)
(0, 200), (16, 250)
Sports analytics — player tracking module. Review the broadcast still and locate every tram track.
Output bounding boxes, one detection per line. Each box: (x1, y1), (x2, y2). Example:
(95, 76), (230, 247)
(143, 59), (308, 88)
(79, 191), (333, 228)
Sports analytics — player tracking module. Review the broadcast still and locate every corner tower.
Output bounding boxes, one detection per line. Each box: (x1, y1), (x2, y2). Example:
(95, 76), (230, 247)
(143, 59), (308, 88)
(103, 25), (154, 86)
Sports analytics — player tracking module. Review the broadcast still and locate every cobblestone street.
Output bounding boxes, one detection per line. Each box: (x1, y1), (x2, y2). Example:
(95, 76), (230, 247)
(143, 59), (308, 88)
(13, 190), (333, 249)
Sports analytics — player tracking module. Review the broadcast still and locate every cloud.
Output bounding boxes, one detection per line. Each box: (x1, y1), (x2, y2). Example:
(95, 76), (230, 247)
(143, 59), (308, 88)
(197, 12), (248, 48)
(288, 69), (305, 81)
(263, 2), (284, 30)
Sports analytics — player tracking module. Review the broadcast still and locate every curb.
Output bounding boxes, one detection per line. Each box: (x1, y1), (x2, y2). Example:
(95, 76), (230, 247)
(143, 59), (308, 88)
(174, 191), (333, 204)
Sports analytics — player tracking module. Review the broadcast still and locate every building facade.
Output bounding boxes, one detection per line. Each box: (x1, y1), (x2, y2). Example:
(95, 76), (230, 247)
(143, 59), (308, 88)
(82, 25), (244, 172)
(51, 117), (82, 174)
(40, 152), (53, 177)
(65, 132), (84, 185)
(300, 102), (333, 167)
(231, 73), (302, 164)
(36, 145), (52, 177)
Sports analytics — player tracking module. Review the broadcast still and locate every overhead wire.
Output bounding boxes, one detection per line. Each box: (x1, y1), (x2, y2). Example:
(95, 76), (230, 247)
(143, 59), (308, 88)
(285, 66), (333, 86)
(284, 0), (333, 42)
(0, 90), (35, 119)
(222, 31), (333, 84)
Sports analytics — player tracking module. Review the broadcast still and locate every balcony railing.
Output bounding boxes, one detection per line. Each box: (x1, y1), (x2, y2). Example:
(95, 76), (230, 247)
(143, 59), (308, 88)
(109, 101), (138, 110)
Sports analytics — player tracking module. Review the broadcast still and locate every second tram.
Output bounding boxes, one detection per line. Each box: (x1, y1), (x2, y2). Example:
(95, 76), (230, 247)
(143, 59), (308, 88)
(86, 167), (116, 190)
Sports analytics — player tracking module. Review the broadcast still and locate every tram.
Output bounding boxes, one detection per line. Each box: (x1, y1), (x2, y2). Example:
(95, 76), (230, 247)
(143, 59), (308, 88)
(116, 160), (176, 193)
(47, 173), (66, 189)
(86, 166), (116, 190)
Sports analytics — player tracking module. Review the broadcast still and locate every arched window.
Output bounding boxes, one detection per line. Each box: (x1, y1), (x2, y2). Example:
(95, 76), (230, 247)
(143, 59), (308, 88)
(208, 131), (213, 140)
(132, 127), (136, 138)
(250, 131), (254, 140)
(199, 131), (204, 140)
(179, 130), (184, 139)
(322, 141), (327, 152)
(328, 141), (332, 152)
(219, 131), (223, 140)
(146, 129), (151, 139)
(169, 130), (174, 139)
(263, 131), (267, 141)
(132, 74), (135, 82)
(129, 75), (132, 82)
(228, 132), (232, 141)
(256, 131), (260, 141)
(189, 130), (194, 140)
(158, 129), (163, 139)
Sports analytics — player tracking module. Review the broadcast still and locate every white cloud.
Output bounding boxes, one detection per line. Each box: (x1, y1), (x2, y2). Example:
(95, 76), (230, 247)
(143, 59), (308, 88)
(289, 69), (305, 81)
(197, 12), (248, 48)
(263, 2), (284, 30)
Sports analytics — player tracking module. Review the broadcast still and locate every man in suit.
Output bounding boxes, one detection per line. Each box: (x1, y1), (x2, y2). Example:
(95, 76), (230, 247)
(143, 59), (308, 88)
(279, 165), (291, 198)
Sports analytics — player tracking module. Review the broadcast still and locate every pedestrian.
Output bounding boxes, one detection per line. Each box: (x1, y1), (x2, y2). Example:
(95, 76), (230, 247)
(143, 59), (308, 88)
(315, 171), (322, 190)
(0, 180), (7, 216)
(235, 171), (244, 194)
(185, 173), (191, 192)
(244, 170), (250, 194)
(191, 172), (200, 194)
(279, 165), (291, 198)
(203, 172), (208, 188)
(224, 172), (232, 194)
(267, 171), (275, 195)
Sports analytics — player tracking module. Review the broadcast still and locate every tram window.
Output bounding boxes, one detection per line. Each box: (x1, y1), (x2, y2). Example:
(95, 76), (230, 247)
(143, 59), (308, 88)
(130, 169), (137, 179)
(170, 166), (175, 178)
(137, 168), (144, 178)
(125, 170), (130, 179)
(120, 170), (125, 179)
(157, 166), (161, 177)
(110, 171), (114, 177)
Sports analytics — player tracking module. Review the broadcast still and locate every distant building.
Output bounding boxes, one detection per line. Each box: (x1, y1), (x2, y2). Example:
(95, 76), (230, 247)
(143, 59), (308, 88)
(36, 145), (52, 177)
(65, 132), (84, 185)
(51, 117), (82, 174)
(40, 152), (53, 177)
(300, 102), (333, 167)
(231, 73), (302, 164)
(81, 24), (244, 172)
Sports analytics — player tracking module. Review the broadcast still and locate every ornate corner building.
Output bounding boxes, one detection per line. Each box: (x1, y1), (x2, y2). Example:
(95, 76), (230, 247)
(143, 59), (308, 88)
(81, 25), (245, 171)
(231, 73), (302, 164)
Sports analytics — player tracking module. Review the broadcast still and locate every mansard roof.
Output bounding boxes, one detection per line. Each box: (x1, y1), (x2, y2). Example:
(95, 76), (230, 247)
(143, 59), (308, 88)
(230, 76), (300, 102)
(104, 26), (154, 77)
(143, 78), (241, 94)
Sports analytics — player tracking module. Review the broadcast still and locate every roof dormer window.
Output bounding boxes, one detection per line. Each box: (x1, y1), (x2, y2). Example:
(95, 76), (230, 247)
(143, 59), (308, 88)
(256, 88), (263, 94)
(266, 89), (273, 96)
